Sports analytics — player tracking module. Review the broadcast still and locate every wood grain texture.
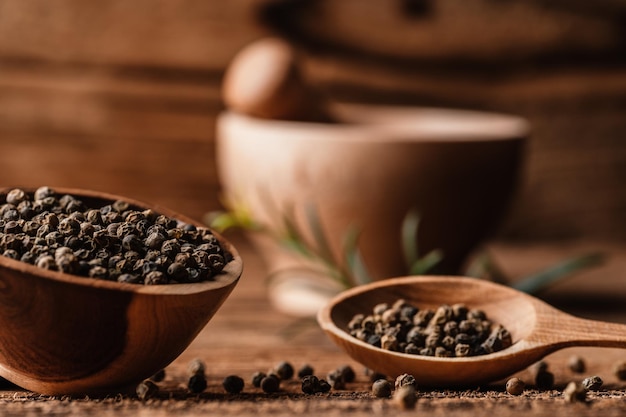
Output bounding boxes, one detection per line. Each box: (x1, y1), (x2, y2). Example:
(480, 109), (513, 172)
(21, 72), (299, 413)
(0, 1), (270, 224)
(0, 0), (625, 241)
(0, 188), (243, 395)
(0, 238), (623, 415)
(260, 0), (626, 242)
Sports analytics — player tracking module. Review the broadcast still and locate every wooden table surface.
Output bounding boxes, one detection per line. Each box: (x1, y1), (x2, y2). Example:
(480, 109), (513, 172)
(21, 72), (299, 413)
(1, 235), (625, 416)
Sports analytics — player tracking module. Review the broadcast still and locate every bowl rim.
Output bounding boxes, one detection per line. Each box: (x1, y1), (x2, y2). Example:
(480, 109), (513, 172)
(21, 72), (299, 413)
(0, 186), (243, 296)
(218, 102), (530, 143)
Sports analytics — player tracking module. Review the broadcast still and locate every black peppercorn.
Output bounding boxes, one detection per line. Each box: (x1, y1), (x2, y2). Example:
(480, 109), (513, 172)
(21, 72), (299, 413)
(4, 221), (21, 234)
(33, 186), (54, 201)
(373, 303), (388, 315)
(58, 218), (80, 236)
(36, 255), (56, 270)
(581, 375), (603, 391)
(297, 364), (314, 378)
(144, 271), (167, 285)
(381, 334), (398, 351)
(505, 377), (525, 395)
(117, 273), (143, 284)
(112, 200), (129, 213)
(535, 370), (555, 390)
(187, 374), (207, 393)
(23, 220), (39, 236)
(365, 368), (387, 383)
(393, 385), (417, 410)
(136, 379), (159, 400)
(167, 262), (189, 282)
(419, 347), (434, 356)
(337, 365), (355, 383)
(104, 211), (123, 224)
(326, 369), (346, 390)
(186, 267), (201, 283)
(568, 355), (586, 374)
(161, 239), (181, 259)
(122, 234), (144, 253)
(318, 379), (331, 393)
(404, 343), (420, 354)
(435, 346), (452, 357)
(56, 253), (79, 274)
(2, 249), (18, 259)
(251, 371), (266, 388)
(222, 375), (244, 394)
(156, 214), (177, 229)
(187, 358), (206, 376)
(372, 379), (392, 398)
(348, 314), (364, 331)
(20, 252), (35, 264)
(366, 334), (381, 348)
(273, 361), (294, 380)
(17, 201), (34, 219)
(88, 266), (108, 279)
(6, 189), (27, 205)
(260, 374), (280, 393)
(301, 375), (321, 394)
(1, 207), (18, 222)
(168, 228), (184, 240)
(208, 253), (226, 272)
(563, 381), (587, 403)
(613, 361), (626, 380)
(145, 232), (166, 249)
(395, 373), (417, 390)
(85, 209), (102, 225)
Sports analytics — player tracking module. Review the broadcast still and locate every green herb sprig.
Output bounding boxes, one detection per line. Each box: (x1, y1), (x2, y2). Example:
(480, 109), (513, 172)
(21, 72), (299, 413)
(206, 200), (604, 295)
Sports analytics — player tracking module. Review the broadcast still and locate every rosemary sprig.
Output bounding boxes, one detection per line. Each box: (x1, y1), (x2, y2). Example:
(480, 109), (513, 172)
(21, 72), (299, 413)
(277, 203), (355, 289)
(465, 250), (606, 294)
(206, 198), (605, 295)
(206, 199), (440, 289)
(512, 252), (605, 294)
(342, 225), (372, 286)
(401, 209), (421, 271)
(401, 209), (444, 275)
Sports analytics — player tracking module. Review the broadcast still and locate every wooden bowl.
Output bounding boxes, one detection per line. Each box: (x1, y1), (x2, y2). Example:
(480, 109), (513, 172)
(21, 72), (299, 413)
(216, 104), (528, 314)
(0, 187), (243, 395)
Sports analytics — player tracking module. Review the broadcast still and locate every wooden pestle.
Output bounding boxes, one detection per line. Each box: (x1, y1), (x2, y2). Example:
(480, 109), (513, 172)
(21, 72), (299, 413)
(221, 37), (333, 122)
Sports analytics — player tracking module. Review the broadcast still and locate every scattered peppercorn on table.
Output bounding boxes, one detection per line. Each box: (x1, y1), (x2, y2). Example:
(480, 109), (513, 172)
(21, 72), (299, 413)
(1, 235), (625, 416)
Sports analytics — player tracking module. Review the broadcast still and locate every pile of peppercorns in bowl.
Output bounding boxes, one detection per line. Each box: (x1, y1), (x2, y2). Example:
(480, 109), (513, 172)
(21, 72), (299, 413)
(0, 186), (233, 285)
(0, 186), (243, 396)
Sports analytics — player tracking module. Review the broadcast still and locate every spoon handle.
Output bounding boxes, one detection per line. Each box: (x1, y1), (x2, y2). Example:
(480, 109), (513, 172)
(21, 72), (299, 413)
(547, 312), (626, 349)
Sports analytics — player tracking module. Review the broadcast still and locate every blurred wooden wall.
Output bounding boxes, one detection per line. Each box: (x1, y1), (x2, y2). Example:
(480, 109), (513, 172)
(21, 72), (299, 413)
(0, 0), (625, 242)
(0, 0), (268, 221)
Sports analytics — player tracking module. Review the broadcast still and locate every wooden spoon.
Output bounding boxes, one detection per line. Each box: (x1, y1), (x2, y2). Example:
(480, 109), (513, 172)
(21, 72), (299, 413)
(0, 187), (243, 395)
(318, 276), (626, 387)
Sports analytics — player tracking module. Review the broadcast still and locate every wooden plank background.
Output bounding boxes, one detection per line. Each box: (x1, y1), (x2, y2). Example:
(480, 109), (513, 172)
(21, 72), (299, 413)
(0, 0), (625, 242)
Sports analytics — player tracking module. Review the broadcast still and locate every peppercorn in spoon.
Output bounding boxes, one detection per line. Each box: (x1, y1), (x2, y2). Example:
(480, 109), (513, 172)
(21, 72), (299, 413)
(318, 276), (626, 387)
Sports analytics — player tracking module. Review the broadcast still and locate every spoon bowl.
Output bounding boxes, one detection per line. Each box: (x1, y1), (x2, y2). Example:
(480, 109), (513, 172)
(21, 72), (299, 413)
(318, 276), (626, 387)
(0, 187), (243, 395)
